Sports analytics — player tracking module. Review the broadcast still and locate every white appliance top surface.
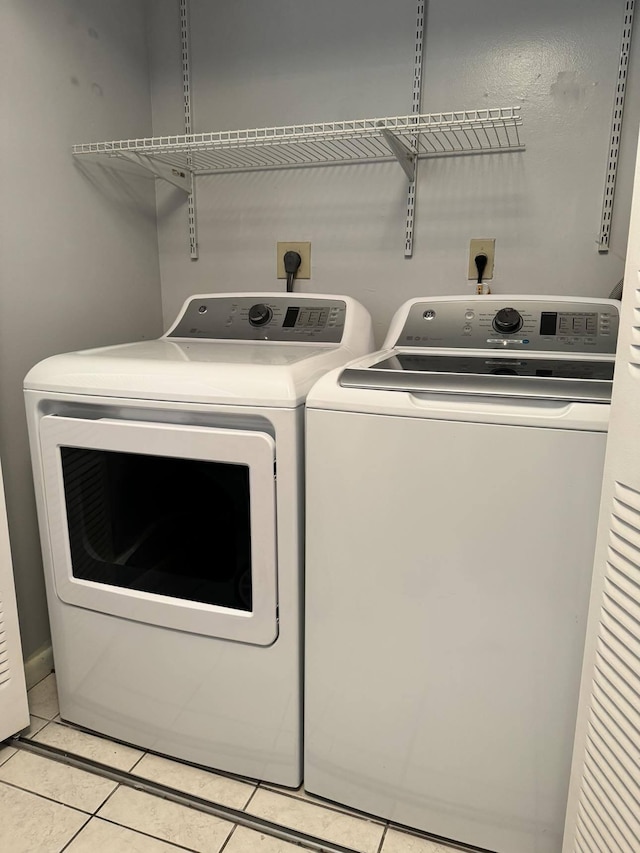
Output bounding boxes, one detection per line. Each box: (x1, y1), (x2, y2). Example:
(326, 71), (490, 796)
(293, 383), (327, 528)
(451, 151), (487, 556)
(77, 339), (327, 365)
(24, 292), (374, 407)
(307, 295), (619, 426)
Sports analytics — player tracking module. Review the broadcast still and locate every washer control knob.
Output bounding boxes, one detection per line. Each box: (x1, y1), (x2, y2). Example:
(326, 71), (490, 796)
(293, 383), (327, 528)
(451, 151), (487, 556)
(493, 307), (523, 334)
(248, 303), (273, 326)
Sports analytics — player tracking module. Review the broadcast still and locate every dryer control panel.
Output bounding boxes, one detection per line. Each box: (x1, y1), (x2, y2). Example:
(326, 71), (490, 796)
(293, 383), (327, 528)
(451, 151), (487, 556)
(167, 296), (347, 343)
(393, 297), (620, 353)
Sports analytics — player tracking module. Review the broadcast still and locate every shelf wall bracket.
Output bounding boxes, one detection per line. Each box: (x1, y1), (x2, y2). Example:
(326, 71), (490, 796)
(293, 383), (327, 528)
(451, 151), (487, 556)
(119, 153), (193, 193)
(379, 128), (417, 181)
(404, 0), (426, 258)
(180, 0), (199, 259)
(598, 0), (635, 253)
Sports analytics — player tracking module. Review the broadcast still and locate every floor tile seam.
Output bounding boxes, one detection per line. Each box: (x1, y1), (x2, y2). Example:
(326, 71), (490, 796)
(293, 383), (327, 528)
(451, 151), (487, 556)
(56, 813), (93, 853)
(242, 781), (260, 811)
(27, 669), (55, 691)
(129, 749), (148, 774)
(35, 718), (146, 759)
(95, 779), (125, 816)
(385, 822), (475, 853)
(0, 776), (93, 816)
(91, 814), (206, 853)
(47, 719), (258, 787)
(375, 825), (389, 853)
(25, 719), (53, 743)
(217, 822), (240, 853)
(27, 711), (59, 722)
(0, 745), (17, 767)
(27, 713), (50, 730)
(11, 738), (366, 853)
(138, 745), (261, 787)
(256, 781), (387, 826)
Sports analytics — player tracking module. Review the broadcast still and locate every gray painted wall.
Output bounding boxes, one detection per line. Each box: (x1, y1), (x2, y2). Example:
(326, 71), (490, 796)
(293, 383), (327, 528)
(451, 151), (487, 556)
(0, 0), (163, 660)
(3, 0), (639, 661)
(148, 0), (640, 345)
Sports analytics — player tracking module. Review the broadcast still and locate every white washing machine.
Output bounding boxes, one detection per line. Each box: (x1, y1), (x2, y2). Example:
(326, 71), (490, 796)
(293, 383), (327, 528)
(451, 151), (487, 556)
(304, 295), (619, 851)
(25, 292), (373, 787)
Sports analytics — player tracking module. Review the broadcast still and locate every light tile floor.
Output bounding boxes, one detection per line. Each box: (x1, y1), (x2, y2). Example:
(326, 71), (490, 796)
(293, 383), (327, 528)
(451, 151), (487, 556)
(0, 673), (462, 853)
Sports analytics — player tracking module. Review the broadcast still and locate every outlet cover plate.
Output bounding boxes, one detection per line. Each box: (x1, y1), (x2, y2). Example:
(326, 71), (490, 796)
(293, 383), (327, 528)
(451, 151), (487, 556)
(468, 238), (495, 281)
(277, 242), (311, 279)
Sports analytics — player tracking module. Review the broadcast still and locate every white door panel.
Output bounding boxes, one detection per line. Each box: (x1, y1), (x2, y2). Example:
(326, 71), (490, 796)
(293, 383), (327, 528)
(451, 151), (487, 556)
(0, 458), (29, 740)
(563, 141), (640, 852)
(39, 416), (278, 646)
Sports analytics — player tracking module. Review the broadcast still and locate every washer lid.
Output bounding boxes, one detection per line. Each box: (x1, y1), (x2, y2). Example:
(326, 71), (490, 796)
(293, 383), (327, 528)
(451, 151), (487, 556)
(24, 339), (358, 407)
(340, 352), (615, 403)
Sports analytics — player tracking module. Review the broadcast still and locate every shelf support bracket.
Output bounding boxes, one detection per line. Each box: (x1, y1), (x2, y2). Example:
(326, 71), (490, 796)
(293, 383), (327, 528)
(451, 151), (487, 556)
(598, 0), (635, 253)
(118, 153), (193, 193)
(180, 0), (199, 259)
(403, 0), (426, 258)
(379, 129), (417, 181)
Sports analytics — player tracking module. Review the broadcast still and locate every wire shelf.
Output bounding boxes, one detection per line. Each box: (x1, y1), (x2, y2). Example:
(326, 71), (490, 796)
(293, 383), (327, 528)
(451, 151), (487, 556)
(72, 107), (523, 176)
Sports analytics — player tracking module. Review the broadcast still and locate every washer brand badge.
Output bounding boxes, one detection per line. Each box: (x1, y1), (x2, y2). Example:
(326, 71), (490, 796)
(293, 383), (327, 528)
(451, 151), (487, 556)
(423, 309), (436, 320)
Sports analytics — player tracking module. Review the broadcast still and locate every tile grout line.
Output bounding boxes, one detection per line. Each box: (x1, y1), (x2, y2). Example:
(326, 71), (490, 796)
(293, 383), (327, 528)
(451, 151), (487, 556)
(257, 781), (387, 825)
(11, 738), (367, 853)
(3, 737), (469, 853)
(0, 776), (93, 817)
(47, 717), (256, 788)
(92, 815), (203, 853)
(242, 781), (260, 811)
(127, 750), (148, 774)
(385, 821), (483, 853)
(57, 814), (93, 853)
(56, 813), (204, 853)
(376, 824), (389, 853)
(0, 747), (17, 768)
(27, 668), (55, 692)
(217, 822), (239, 853)
(94, 777), (123, 815)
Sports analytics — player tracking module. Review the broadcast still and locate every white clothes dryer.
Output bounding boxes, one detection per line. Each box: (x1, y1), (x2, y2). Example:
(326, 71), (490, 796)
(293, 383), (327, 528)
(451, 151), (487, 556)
(25, 292), (373, 787)
(304, 295), (619, 851)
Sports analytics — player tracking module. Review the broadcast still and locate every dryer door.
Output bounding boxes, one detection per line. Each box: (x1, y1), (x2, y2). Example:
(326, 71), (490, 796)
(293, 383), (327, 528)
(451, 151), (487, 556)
(39, 415), (278, 646)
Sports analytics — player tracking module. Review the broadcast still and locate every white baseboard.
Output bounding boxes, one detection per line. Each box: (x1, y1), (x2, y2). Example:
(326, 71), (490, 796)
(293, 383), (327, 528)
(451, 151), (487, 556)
(24, 644), (54, 690)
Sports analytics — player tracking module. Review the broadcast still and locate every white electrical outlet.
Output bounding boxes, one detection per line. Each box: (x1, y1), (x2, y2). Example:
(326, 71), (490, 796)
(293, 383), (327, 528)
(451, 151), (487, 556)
(277, 242), (311, 279)
(468, 238), (495, 281)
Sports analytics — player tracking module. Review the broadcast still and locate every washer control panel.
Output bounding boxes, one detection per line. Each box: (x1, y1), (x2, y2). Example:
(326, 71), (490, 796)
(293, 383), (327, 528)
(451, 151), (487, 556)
(396, 298), (620, 353)
(168, 296), (347, 342)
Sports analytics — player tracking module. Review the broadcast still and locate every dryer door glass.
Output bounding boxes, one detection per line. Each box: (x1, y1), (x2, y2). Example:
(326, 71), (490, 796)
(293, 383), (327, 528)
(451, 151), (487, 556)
(61, 448), (253, 611)
(39, 415), (278, 645)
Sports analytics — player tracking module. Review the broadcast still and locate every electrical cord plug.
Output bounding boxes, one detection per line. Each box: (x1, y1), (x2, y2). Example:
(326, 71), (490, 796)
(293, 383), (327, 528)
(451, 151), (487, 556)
(284, 251), (302, 293)
(475, 253), (488, 284)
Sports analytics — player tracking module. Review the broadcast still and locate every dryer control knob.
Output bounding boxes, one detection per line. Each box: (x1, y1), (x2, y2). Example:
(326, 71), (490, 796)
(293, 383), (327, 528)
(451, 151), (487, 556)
(248, 303), (273, 326)
(493, 307), (523, 335)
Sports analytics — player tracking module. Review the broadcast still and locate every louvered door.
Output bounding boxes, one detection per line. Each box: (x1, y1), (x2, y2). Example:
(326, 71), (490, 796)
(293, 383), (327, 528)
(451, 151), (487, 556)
(0, 457), (28, 740)
(563, 142), (640, 852)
